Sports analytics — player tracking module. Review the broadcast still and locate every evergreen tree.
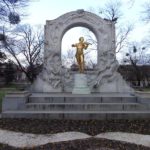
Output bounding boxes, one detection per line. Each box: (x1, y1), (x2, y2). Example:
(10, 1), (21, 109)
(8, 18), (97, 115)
(4, 61), (15, 84)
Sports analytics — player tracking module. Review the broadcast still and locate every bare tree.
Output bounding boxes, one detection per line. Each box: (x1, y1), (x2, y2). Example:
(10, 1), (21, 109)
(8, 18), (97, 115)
(62, 49), (76, 68)
(115, 24), (133, 53)
(141, 1), (150, 63)
(0, 51), (7, 62)
(0, 0), (30, 61)
(0, 0), (29, 36)
(3, 25), (44, 83)
(126, 0), (135, 9)
(142, 1), (150, 22)
(87, 0), (133, 53)
(123, 42), (148, 86)
(99, 0), (122, 23)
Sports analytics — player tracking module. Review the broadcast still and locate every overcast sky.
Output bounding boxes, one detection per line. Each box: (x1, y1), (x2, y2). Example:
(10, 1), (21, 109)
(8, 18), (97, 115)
(22, 0), (150, 64)
(23, 0), (149, 43)
(24, 0), (146, 25)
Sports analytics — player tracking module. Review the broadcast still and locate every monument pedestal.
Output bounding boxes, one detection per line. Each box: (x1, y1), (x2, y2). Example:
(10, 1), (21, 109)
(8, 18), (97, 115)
(72, 74), (91, 94)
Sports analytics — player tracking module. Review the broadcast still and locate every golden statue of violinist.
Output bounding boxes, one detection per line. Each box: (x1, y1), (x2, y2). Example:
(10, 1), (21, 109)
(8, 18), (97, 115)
(72, 37), (91, 73)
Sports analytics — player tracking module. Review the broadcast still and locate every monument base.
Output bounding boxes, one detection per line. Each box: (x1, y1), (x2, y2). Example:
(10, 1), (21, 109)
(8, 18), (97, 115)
(72, 74), (91, 94)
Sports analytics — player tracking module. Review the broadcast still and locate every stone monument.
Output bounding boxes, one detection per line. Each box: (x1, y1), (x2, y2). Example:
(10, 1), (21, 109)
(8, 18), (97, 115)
(31, 9), (133, 94)
(4, 10), (150, 120)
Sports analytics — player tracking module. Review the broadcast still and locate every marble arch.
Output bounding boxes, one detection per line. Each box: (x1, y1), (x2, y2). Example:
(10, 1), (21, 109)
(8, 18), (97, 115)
(32, 10), (133, 93)
(44, 9), (116, 66)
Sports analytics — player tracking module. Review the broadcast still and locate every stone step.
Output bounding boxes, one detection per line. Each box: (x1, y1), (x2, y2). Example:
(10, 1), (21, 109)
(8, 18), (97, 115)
(30, 93), (135, 97)
(28, 96), (137, 103)
(26, 103), (149, 111)
(2, 110), (150, 120)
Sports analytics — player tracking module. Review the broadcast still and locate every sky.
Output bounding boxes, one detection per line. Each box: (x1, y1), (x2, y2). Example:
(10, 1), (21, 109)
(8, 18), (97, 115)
(23, 0), (148, 27)
(22, 0), (150, 64)
(24, 0), (108, 24)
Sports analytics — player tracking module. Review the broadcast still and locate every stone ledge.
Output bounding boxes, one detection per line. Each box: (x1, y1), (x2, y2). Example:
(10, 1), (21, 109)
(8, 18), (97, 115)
(136, 91), (150, 98)
(5, 91), (31, 98)
(30, 92), (135, 97)
(2, 110), (150, 119)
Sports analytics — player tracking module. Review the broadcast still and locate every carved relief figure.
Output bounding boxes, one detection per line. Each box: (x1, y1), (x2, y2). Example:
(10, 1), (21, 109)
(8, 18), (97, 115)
(93, 51), (118, 88)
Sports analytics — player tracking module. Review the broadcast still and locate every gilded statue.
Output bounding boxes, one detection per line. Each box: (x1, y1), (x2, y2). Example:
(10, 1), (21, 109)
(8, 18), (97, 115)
(72, 37), (91, 73)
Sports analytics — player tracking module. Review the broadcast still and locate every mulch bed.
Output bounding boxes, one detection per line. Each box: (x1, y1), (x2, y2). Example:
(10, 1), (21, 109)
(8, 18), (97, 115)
(0, 119), (149, 135)
(0, 138), (150, 150)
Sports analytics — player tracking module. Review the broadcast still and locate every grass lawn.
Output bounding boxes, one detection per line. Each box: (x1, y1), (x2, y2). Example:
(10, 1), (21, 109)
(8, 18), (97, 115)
(135, 87), (150, 92)
(0, 90), (6, 112)
(140, 88), (150, 92)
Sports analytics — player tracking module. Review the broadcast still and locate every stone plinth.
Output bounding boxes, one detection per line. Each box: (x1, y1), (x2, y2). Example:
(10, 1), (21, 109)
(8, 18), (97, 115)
(72, 74), (90, 94)
(2, 91), (31, 112)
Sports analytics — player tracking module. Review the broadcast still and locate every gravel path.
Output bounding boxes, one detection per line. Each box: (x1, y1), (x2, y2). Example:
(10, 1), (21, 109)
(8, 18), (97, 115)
(0, 119), (150, 149)
(0, 129), (150, 148)
(0, 130), (90, 148)
(96, 132), (150, 147)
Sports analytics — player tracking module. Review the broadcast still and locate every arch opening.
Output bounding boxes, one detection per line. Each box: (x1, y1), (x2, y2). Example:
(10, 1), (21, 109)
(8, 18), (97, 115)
(61, 26), (98, 70)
